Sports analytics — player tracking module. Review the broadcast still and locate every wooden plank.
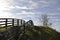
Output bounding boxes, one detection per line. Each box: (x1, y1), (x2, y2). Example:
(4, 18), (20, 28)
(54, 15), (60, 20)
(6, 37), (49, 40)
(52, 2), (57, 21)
(0, 21), (6, 23)
(7, 23), (12, 24)
(21, 20), (22, 25)
(0, 18), (14, 19)
(17, 19), (19, 27)
(5, 19), (8, 27)
(12, 19), (14, 27)
(0, 24), (5, 25)
(7, 21), (12, 22)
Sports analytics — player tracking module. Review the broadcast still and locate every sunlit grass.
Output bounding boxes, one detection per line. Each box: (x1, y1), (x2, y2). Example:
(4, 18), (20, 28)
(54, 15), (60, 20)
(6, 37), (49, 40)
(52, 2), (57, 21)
(0, 26), (13, 32)
(0, 27), (6, 31)
(0, 25), (23, 32)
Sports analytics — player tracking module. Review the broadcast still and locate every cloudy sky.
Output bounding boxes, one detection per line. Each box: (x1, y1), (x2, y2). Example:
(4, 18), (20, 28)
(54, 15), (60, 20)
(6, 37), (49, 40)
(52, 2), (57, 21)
(0, 0), (60, 32)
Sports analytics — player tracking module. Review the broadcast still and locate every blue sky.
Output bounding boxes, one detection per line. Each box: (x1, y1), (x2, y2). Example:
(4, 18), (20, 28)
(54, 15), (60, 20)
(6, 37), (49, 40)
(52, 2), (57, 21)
(0, 0), (60, 32)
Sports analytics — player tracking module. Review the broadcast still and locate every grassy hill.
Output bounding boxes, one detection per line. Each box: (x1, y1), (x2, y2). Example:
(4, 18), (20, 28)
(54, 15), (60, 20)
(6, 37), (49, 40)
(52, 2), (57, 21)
(0, 26), (60, 40)
(21, 26), (60, 40)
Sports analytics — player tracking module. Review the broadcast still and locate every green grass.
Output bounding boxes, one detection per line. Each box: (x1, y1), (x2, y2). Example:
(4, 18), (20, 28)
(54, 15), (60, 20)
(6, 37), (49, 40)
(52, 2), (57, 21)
(0, 26), (13, 32)
(21, 26), (60, 40)
(0, 25), (60, 40)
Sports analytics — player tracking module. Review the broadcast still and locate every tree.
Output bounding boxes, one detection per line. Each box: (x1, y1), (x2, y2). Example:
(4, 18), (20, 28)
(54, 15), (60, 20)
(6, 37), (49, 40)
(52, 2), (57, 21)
(41, 14), (49, 26)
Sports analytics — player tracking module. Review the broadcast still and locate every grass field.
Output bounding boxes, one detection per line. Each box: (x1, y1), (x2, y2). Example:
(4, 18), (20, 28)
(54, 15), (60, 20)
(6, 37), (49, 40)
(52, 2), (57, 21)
(0, 25), (60, 40)
(21, 26), (60, 40)
(0, 26), (13, 32)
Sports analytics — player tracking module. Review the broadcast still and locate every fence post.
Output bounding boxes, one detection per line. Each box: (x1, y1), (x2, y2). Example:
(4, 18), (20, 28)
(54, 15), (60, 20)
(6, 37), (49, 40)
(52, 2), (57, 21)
(17, 19), (19, 27)
(5, 19), (8, 27)
(12, 19), (14, 27)
(5, 19), (8, 40)
(5, 19), (8, 31)
(21, 20), (22, 26)
(23, 21), (25, 34)
(15, 19), (19, 40)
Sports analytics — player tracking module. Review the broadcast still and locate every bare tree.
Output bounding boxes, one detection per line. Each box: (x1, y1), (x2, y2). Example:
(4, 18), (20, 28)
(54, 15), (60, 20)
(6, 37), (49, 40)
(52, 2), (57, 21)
(41, 14), (49, 26)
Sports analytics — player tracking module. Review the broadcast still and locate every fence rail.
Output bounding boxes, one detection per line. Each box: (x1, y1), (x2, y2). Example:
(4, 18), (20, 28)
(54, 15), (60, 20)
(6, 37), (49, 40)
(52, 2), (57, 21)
(0, 18), (25, 40)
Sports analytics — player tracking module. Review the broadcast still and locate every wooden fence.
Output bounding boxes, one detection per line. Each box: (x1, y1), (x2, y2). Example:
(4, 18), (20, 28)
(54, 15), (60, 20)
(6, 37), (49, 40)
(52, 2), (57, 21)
(0, 18), (25, 40)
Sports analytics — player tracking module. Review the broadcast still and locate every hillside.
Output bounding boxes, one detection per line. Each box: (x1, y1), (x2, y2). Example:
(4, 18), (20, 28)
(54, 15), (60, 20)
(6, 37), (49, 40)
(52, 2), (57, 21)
(20, 26), (60, 40)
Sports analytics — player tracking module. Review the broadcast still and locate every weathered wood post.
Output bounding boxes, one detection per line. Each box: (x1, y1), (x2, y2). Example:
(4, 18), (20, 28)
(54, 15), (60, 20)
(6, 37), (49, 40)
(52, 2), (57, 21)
(19, 20), (26, 40)
(5, 19), (8, 27)
(17, 19), (19, 27)
(12, 19), (14, 27)
(23, 21), (25, 34)
(5, 19), (8, 40)
(15, 19), (20, 40)
(21, 20), (22, 26)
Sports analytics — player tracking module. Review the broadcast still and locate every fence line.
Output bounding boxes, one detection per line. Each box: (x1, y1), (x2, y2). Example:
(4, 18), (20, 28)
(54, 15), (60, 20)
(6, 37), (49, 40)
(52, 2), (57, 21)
(0, 18), (25, 40)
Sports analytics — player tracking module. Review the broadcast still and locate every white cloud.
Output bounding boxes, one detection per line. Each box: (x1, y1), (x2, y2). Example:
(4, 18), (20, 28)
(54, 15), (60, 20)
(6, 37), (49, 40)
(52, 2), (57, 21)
(15, 6), (33, 9)
(0, 0), (15, 18)
(56, 8), (60, 10)
(0, 0), (16, 18)
(0, 0), (15, 11)
(0, 0), (8, 11)
(15, 11), (35, 19)
(7, 6), (15, 9)
(35, 0), (57, 8)
(28, 1), (38, 9)
(10, 0), (38, 9)
(17, 11), (34, 15)
(0, 12), (16, 18)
